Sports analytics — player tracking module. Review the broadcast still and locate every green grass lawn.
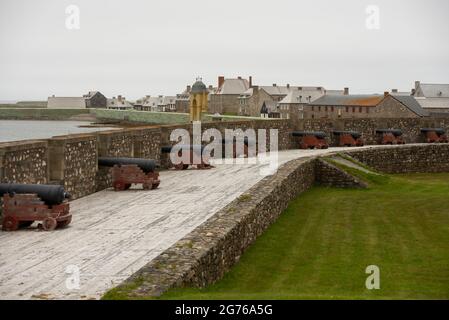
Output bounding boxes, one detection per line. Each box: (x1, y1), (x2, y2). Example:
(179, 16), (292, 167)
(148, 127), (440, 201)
(158, 172), (449, 300)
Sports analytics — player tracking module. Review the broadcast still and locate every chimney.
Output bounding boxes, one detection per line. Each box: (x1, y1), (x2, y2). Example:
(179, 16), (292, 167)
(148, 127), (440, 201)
(237, 76), (242, 80)
(391, 89), (398, 93)
(384, 91), (389, 97)
(252, 85), (259, 94)
(286, 84), (290, 89)
(118, 95), (122, 101)
(415, 81), (420, 89)
(249, 76), (253, 88)
(272, 83), (277, 87)
(186, 85), (191, 92)
(218, 76), (225, 88)
(411, 88), (416, 95)
(344, 87), (349, 95)
(208, 85), (213, 90)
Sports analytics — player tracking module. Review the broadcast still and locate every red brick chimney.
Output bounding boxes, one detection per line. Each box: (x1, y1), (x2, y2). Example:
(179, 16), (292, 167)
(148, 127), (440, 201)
(218, 76), (225, 89)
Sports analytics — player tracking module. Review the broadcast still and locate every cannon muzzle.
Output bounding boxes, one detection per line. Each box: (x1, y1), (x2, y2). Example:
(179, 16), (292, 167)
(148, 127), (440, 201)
(98, 157), (158, 173)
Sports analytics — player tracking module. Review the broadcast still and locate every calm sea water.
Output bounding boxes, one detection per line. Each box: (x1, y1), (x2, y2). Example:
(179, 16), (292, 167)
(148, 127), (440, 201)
(0, 120), (119, 143)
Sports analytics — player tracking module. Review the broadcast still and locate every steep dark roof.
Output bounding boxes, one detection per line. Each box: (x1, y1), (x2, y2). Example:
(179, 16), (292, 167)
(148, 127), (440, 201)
(391, 95), (429, 117)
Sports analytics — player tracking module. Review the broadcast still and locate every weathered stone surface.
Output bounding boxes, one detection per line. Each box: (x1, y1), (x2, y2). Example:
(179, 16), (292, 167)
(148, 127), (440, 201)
(347, 143), (449, 173)
(116, 143), (449, 298)
(0, 141), (48, 184)
(315, 159), (367, 188)
(298, 118), (449, 146)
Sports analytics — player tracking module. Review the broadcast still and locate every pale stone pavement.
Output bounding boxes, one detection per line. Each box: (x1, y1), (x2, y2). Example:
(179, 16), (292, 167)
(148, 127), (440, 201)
(0, 146), (387, 300)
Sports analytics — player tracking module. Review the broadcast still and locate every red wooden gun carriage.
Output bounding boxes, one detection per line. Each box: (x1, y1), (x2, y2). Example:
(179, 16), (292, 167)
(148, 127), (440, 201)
(98, 157), (160, 191)
(1, 184), (71, 231)
(292, 131), (329, 149)
(420, 128), (448, 143)
(376, 129), (405, 145)
(333, 131), (364, 147)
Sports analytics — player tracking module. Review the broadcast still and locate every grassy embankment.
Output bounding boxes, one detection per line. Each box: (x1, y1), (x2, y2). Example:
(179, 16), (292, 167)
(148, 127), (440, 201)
(105, 161), (449, 300)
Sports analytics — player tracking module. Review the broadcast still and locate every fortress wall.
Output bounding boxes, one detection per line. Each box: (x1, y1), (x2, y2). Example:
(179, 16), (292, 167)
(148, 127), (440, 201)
(347, 144), (449, 173)
(1, 117), (448, 199)
(297, 118), (449, 145)
(110, 143), (449, 298)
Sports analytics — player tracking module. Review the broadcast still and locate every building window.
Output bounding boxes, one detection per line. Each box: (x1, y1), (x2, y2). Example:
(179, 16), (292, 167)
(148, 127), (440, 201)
(345, 106), (349, 112)
(352, 107), (355, 113)
(331, 106), (334, 112)
(325, 106), (328, 112)
(359, 107), (362, 113)
(318, 106), (321, 112)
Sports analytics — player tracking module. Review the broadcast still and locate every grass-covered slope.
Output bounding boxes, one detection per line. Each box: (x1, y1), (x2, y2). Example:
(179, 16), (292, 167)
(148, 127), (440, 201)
(157, 171), (449, 300)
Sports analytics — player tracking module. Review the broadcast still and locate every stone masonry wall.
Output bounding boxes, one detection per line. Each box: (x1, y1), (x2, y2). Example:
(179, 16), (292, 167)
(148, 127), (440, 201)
(112, 143), (449, 298)
(0, 141), (48, 184)
(115, 157), (317, 297)
(347, 144), (449, 173)
(63, 137), (97, 199)
(297, 118), (449, 146)
(315, 159), (367, 188)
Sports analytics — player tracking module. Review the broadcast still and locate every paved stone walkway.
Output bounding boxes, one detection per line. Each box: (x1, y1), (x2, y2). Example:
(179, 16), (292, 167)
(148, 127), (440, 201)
(0, 146), (383, 299)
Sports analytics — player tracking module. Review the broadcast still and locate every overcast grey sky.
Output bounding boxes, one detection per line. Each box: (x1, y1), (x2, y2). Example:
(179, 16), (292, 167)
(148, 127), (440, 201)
(0, 0), (448, 101)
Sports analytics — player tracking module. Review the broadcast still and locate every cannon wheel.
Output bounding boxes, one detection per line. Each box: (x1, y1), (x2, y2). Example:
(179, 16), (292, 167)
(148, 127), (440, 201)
(151, 182), (160, 190)
(57, 217), (72, 229)
(2, 216), (19, 231)
(143, 179), (154, 190)
(42, 217), (57, 231)
(174, 163), (189, 170)
(113, 182), (125, 191)
(124, 184), (131, 190)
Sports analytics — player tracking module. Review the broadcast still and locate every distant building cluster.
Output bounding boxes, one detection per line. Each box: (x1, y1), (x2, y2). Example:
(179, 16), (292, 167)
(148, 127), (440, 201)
(46, 77), (449, 120)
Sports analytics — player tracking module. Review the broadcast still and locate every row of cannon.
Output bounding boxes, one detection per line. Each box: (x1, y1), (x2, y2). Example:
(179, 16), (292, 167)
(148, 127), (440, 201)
(0, 140), (249, 231)
(1, 128), (447, 231)
(292, 128), (448, 149)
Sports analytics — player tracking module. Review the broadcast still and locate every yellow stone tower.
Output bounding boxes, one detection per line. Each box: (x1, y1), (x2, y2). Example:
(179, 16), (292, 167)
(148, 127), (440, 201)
(189, 78), (208, 122)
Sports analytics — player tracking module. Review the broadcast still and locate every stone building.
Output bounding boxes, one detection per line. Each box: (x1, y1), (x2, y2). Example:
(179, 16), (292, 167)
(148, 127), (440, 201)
(238, 86), (276, 117)
(107, 95), (133, 110)
(209, 76), (250, 115)
(260, 101), (280, 118)
(134, 95), (177, 112)
(277, 86), (343, 119)
(48, 91), (108, 109)
(84, 91), (107, 108)
(413, 81), (449, 114)
(293, 92), (428, 120)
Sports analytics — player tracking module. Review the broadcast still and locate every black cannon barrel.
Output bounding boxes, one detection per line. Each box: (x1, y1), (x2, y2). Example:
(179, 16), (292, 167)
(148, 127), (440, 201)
(292, 131), (327, 139)
(221, 137), (255, 145)
(0, 183), (70, 205)
(376, 129), (403, 136)
(332, 131), (362, 138)
(161, 145), (205, 154)
(421, 128), (445, 134)
(98, 157), (158, 173)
